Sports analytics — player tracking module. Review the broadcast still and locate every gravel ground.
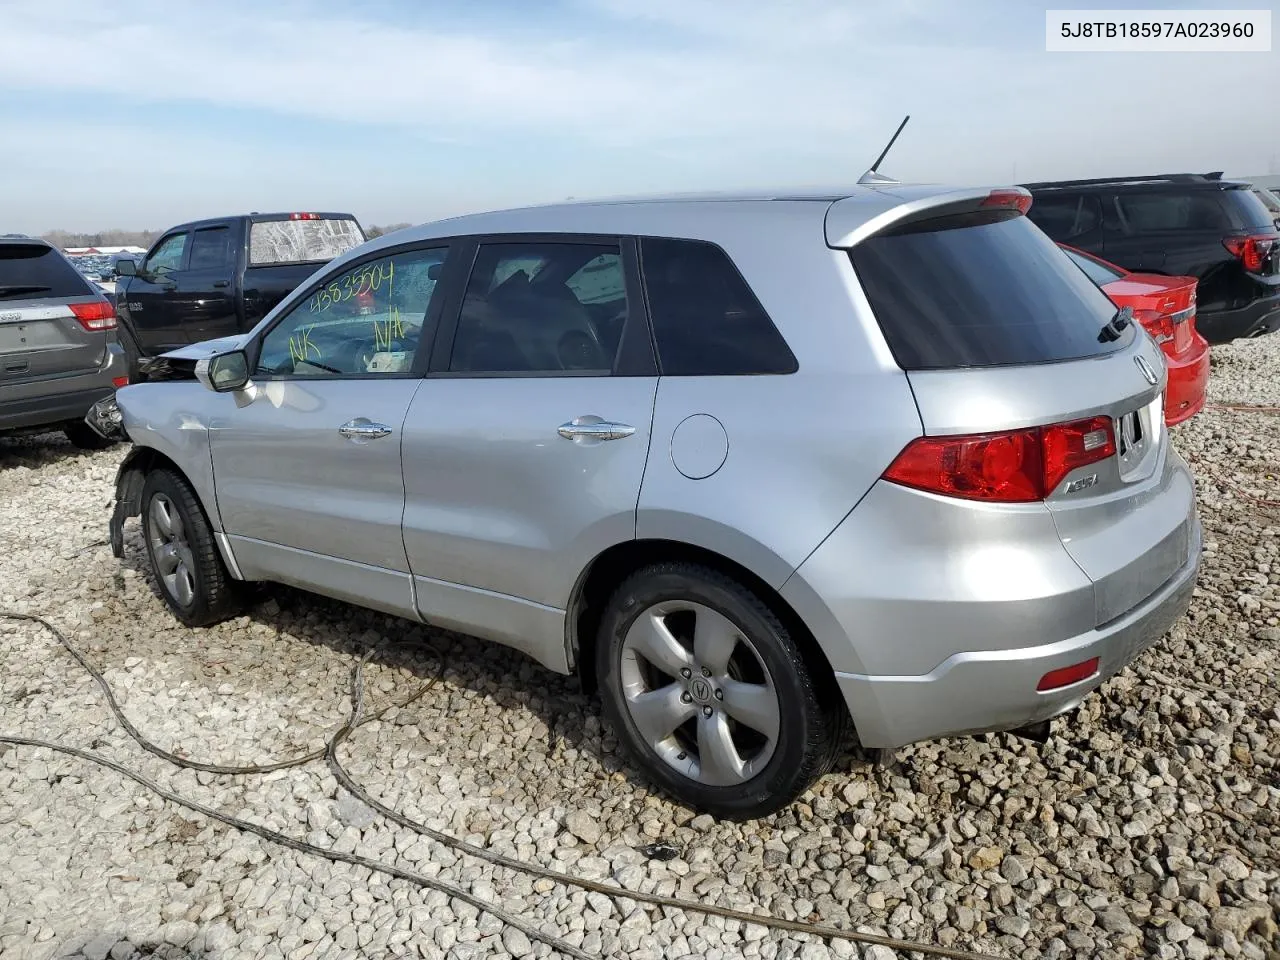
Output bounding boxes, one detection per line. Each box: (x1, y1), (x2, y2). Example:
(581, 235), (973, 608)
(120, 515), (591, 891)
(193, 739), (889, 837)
(2, 336), (1279, 960)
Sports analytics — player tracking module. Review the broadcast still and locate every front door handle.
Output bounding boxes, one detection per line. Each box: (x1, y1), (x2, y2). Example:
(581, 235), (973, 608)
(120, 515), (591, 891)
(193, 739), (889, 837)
(212, 280), (230, 289)
(557, 415), (636, 443)
(338, 418), (393, 443)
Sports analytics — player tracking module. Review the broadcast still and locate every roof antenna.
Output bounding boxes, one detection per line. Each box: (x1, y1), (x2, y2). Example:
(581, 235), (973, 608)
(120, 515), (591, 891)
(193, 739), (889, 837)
(858, 115), (909, 185)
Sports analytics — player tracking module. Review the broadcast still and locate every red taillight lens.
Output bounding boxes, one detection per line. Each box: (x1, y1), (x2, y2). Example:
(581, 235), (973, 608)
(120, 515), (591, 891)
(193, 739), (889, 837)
(69, 301), (116, 331)
(883, 417), (1116, 503)
(112, 376), (129, 388)
(289, 212), (320, 220)
(1037, 657), (1099, 692)
(1133, 307), (1175, 345)
(1223, 233), (1277, 273)
(980, 189), (1033, 215)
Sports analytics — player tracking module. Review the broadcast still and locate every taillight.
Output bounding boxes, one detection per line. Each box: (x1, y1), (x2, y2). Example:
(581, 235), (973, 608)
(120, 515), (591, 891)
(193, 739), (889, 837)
(112, 376), (129, 388)
(1223, 233), (1277, 273)
(883, 416), (1116, 503)
(289, 212), (320, 220)
(981, 188), (1033, 215)
(69, 301), (116, 331)
(1133, 307), (1175, 345)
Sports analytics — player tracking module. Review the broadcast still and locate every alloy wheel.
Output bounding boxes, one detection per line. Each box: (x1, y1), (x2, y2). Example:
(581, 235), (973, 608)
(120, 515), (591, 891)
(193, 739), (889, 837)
(146, 492), (197, 607)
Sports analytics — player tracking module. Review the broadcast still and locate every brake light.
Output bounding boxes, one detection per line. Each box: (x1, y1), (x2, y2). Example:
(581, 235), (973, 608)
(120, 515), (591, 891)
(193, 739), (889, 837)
(981, 189), (1033, 215)
(289, 212), (320, 220)
(1037, 657), (1099, 692)
(69, 301), (116, 331)
(112, 376), (129, 388)
(883, 416), (1115, 503)
(1223, 233), (1277, 273)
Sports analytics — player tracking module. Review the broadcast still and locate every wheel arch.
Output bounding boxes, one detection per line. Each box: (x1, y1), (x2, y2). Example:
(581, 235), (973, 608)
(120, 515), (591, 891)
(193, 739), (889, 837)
(566, 538), (845, 716)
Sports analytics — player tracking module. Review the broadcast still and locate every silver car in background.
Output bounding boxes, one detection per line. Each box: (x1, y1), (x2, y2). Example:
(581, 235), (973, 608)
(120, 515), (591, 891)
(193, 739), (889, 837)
(105, 184), (1200, 818)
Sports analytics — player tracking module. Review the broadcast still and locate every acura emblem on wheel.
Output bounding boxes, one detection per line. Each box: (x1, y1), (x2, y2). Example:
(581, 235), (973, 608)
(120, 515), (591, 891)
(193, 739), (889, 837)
(1135, 355), (1158, 385)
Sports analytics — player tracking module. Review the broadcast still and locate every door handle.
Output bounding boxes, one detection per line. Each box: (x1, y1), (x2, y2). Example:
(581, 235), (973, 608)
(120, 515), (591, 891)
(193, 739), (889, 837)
(212, 280), (230, 288)
(557, 415), (636, 443)
(338, 418), (393, 443)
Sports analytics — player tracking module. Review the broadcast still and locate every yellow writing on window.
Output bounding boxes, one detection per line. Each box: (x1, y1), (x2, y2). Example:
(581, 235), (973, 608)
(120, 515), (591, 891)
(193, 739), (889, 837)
(288, 327), (323, 365)
(308, 260), (395, 315)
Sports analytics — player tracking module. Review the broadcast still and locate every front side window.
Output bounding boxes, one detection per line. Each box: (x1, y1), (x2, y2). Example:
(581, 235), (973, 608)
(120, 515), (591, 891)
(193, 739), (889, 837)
(640, 237), (795, 376)
(256, 247), (447, 377)
(145, 233), (188, 275)
(449, 242), (627, 374)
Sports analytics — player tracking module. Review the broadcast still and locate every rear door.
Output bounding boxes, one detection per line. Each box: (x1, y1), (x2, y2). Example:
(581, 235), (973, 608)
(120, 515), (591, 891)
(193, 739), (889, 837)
(0, 243), (105, 385)
(841, 195), (1194, 627)
(1027, 193), (1104, 255)
(400, 236), (658, 669)
(121, 230), (191, 351)
(178, 223), (241, 343)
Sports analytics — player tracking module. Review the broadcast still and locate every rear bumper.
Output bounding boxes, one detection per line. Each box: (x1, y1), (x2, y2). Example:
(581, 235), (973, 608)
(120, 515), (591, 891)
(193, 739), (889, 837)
(0, 343), (126, 433)
(1164, 334), (1210, 426)
(1196, 286), (1280, 343)
(836, 517), (1200, 748)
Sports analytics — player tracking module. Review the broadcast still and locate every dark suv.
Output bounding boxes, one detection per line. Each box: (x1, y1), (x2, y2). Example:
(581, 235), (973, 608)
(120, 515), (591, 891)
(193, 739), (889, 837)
(1, 236), (127, 448)
(1023, 173), (1280, 343)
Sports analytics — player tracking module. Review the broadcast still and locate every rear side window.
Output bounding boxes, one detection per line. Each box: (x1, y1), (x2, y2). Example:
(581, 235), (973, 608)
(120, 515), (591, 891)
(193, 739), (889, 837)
(640, 238), (795, 376)
(0, 244), (93, 299)
(1027, 195), (1101, 242)
(1228, 188), (1280, 230)
(188, 226), (235, 271)
(849, 212), (1124, 370)
(249, 218), (365, 266)
(1115, 192), (1229, 232)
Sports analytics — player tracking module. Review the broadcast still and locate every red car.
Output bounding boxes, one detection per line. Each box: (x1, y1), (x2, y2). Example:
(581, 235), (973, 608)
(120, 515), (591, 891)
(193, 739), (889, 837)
(1060, 244), (1209, 426)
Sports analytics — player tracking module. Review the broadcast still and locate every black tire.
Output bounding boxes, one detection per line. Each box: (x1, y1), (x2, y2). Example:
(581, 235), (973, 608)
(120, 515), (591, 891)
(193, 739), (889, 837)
(140, 468), (244, 627)
(63, 418), (115, 450)
(117, 324), (143, 382)
(596, 562), (845, 819)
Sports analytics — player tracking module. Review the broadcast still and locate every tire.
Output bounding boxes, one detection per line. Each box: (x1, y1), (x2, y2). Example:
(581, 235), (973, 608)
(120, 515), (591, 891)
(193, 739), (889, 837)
(63, 418), (116, 450)
(117, 324), (143, 382)
(596, 562), (844, 819)
(140, 468), (244, 627)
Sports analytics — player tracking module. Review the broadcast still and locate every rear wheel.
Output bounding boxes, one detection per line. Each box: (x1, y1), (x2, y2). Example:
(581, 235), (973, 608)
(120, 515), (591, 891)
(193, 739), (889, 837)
(596, 563), (844, 819)
(63, 419), (115, 450)
(141, 469), (244, 627)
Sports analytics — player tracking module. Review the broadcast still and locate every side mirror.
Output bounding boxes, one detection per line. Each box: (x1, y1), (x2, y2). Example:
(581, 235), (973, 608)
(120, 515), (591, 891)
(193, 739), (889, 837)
(195, 349), (251, 393)
(115, 258), (137, 277)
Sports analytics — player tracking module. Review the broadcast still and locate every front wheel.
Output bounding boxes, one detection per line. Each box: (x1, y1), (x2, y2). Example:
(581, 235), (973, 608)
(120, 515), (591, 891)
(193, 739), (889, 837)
(141, 469), (244, 627)
(596, 563), (845, 819)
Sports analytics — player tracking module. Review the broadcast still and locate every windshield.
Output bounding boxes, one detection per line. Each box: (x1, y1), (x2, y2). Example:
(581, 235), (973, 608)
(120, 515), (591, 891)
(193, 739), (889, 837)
(249, 218), (365, 266)
(0, 244), (94, 299)
(849, 212), (1126, 370)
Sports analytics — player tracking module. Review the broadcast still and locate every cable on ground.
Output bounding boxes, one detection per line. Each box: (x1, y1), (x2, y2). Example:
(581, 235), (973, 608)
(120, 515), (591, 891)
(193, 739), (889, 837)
(1, 609), (998, 960)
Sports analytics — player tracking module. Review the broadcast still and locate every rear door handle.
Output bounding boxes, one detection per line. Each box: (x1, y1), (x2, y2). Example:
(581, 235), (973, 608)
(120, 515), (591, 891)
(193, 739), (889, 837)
(338, 418), (393, 443)
(558, 415), (636, 443)
(212, 280), (230, 288)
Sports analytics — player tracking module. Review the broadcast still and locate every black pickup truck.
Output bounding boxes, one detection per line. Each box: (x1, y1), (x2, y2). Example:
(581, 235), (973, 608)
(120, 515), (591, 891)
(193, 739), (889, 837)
(115, 212), (366, 372)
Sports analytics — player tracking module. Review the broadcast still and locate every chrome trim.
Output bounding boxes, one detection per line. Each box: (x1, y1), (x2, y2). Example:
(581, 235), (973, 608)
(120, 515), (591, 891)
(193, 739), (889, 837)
(557, 416), (636, 443)
(213, 532), (245, 581)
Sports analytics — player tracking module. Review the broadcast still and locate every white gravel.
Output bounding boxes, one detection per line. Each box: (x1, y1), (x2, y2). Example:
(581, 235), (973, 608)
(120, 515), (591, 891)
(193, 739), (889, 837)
(2, 335), (1279, 960)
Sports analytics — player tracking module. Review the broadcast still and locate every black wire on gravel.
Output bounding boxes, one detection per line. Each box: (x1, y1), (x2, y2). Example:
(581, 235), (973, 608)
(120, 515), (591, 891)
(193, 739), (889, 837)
(0, 609), (999, 960)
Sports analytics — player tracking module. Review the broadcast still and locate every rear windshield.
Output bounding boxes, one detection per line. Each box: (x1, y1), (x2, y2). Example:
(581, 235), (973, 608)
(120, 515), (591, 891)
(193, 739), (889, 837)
(849, 212), (1126, 370)
(248, 218), (365, 266)
(0, 244), (94, 299)
(1228, 188), (1280, 231)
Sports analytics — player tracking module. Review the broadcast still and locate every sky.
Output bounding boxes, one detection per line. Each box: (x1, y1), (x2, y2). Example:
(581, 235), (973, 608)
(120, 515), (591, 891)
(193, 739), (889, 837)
(0, 0), (1276, 233)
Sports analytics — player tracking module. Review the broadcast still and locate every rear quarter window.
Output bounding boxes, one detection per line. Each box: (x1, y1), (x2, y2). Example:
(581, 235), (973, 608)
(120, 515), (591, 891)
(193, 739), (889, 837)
(1115, 192), (1230, 232)
(849, 212), (1126, 370)
(0, 244), (94, 299)
(249, 218), (366, 266)
(639, 237), (796, 376)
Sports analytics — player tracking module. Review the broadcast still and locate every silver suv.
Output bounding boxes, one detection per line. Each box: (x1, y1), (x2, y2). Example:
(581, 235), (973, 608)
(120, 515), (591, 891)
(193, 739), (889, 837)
(104, 185), (1201, 817)
(1, 236), (127, 448)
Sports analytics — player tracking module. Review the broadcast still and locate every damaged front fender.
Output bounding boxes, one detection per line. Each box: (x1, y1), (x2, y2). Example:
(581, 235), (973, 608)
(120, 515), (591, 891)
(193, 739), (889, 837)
(109, 448), (151, 558)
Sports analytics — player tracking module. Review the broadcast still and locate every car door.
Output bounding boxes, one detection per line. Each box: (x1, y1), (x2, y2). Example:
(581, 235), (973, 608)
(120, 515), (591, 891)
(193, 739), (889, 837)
(121, 230), (191, 352)
(1027, 193), (1104, 255)
(179, 223), (241, 343)
(209, 242), (454, 620)
(401, 236), (658, 671)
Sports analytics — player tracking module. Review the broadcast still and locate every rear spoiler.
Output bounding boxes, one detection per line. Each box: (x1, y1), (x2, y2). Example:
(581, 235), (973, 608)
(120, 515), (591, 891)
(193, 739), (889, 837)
(825, 186), (1031, 249)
